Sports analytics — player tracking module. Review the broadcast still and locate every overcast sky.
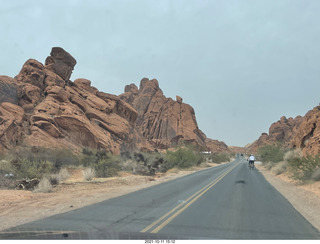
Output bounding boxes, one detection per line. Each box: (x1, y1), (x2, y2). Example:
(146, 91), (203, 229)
(1, 0), (320, 147)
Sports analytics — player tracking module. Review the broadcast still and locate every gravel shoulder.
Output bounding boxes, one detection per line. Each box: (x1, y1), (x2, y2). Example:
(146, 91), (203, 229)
(256, 163), (320, 231)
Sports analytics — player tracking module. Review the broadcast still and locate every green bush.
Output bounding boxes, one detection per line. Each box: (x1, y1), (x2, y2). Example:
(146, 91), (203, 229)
(258, 144), (285, 164)
(287, 154), (320, 182)
(79, 148), (122, 177)
(312, 168), (320, 181)
(8, 147), (79, 173)
(164, 147), (203, 169)
(11, 158), (54, 179)
(210, 153), (231, 164)
(94, 155), (121, 177)
(79, 149), (97, 167)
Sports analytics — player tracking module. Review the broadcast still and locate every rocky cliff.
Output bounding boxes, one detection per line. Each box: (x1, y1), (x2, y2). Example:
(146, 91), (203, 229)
(289, 106), (320, 155)
(120, 78), (208, 150)
(1, 47), (228, 154)
(248, 106), (320, 156)
(0, 47), (137, 154)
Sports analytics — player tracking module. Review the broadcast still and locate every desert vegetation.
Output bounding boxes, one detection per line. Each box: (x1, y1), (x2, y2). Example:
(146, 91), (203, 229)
(257, 144), (320, 183)
(210, 153), (231, 164)
(0, 145), (213, 191)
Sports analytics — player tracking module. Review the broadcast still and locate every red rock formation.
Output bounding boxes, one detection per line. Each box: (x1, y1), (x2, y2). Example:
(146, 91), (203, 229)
(248, 116), (303, 153)
(120, 78), (207, 150)
(1, 47), (228, 154)
(247, 108), (320, 156)
(290, 106), (320, 155)
(205, 138), (229, 153)
(45, 47), (77, 81)
(0, 47), (137, 154)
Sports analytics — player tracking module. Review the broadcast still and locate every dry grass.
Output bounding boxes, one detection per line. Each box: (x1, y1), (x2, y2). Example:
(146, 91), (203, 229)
(271, 161), (288, 175)
(34, 177), (52, 193)
(58, 168), (70, 182)
(83, 167), (95, 181)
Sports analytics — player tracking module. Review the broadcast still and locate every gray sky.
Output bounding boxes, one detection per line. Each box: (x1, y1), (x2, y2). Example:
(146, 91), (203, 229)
(1, 0), (320, 147)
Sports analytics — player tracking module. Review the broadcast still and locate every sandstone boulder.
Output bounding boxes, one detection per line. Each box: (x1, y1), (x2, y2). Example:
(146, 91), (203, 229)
(45, 47), (76, 81)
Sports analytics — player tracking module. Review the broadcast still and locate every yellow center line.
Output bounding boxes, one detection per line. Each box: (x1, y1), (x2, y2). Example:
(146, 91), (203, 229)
(140, 171), (226, 233)
(141, 163), (239, 233)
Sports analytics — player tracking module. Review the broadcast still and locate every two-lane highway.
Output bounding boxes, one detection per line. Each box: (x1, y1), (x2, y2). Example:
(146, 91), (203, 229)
(1, 156), (319, 239)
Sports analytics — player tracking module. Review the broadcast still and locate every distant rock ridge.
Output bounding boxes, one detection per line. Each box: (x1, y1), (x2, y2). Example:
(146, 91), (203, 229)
(248, 106), (320, 156)
(0, 47), (229, 154)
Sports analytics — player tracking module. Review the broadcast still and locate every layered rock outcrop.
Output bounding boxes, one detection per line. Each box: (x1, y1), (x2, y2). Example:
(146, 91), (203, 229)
(290, 106), (320, 155)
(120, 78), (207, 150)
(0, 47), (137, 154)
(1, 47), (228, 154)
(248, 116), (303, 153)
(248, 106), (320, 156)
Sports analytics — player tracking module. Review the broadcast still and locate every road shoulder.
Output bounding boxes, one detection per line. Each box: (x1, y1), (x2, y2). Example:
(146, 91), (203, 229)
(256, 164), (320, 231)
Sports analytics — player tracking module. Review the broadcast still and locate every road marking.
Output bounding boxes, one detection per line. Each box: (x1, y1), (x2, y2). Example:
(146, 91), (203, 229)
(140, 163), (239, 233)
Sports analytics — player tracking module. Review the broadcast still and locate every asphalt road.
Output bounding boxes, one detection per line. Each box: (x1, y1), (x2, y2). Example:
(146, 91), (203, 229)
(1, 156), (320, 239)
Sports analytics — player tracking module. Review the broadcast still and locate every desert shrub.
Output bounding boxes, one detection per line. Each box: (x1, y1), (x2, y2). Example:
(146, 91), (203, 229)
(78, 149), (122, 178)
(57, 168), (70, 181)
(284, 149), (303, 161)
(0, 159), (15, 174)
(271, 161), (288, 175)
(164, 147), (204, 169)
(119, 151), (166, 175)
(287, 154), (320, 182)
(44, 148), (80, 169)
(80, 149), (97, 167)
(210, 153), (231, 164)
(311, 168), (320, 181)
(11, 158), (54, 179)
(0, 159), (17, 189)
(121, 159), (137, 173)
(46, 174), (60, 186)
(258, 144), (286, 165)
(136, 152), (166, 175)
(9, 147), (79, 172)
(83, 167), (95, 181)
(94, 155), (121, 177)
(45, 168), (71, 186)
(264, 162), (273, 170)
(34, 177), (52, 193)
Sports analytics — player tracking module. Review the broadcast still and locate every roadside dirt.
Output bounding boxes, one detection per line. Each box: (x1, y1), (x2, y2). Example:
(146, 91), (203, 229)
(0, 163), (218, 231)
(256, 163), (320, 231)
